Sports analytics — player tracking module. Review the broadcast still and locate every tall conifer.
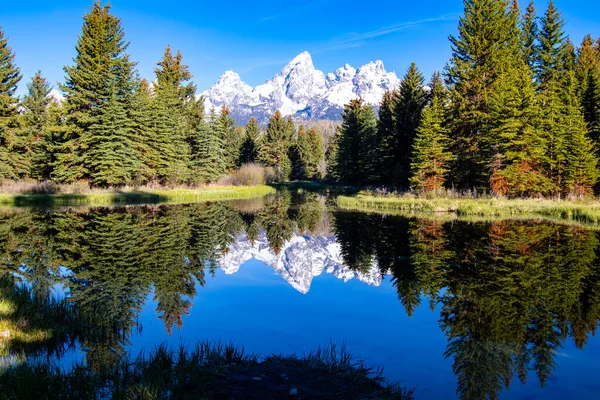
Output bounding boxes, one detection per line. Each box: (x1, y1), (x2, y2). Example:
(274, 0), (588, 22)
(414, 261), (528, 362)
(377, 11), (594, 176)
(445, 0), (519, 190)
(258, 110), (295, 181)
(239, 116), (260, 165)
(58, 1), (137, 183)
(0, 27), (23, 179)
(394, 63), (427, 188)
(410, 73), (454, 192)
(21, 72), (52, 179)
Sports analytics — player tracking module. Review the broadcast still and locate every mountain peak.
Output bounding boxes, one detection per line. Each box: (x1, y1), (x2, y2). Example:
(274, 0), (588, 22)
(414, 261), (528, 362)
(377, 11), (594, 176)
(201, 53), (400, 124)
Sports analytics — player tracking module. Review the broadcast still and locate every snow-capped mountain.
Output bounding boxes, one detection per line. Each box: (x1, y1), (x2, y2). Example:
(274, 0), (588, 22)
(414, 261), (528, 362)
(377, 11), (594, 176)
(218, 232), (384, 294)
(201, 51), (401, 124)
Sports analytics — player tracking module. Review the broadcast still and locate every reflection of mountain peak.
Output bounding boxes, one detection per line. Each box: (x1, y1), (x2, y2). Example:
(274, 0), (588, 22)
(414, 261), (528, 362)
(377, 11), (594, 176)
(219, 232), (382, 294)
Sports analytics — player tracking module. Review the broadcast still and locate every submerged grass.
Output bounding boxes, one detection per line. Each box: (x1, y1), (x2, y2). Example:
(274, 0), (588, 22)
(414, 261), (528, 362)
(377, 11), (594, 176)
(337, 193), (600, 225)
(0, 185), (276, 207)
(0, 341), (413, 400)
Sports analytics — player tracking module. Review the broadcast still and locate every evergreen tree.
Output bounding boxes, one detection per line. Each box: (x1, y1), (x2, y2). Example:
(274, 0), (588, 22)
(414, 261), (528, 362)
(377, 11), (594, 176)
(393, 63), (427, 188)
(376, 90), (397, 184)
(325, 126), (341, 181)
(563, 71), (599, 196)
(0, 27), (23, 179)
(536, 0), (567, 88)
(239, 116), (259, 165)
(21, 72), (52, 179)
(128, 79), (156, 183)
(215, 105), (241, 172)
(577, 35), (600, 145)
(258, 110), (295, 181)
(489, 62), (553, 196)
(57, 1), (137, 183)
(83, 95), (139, 186)
(31, 101), (65, 181)
(522, 2), (539, 71)
(410, 73), (454, 192)
(335, 99), (378, 184)
(151, 46), (195, 184)
(191, 108), (225, 183)
(306, 127), (325, 179)
(445, 0), (520, 190)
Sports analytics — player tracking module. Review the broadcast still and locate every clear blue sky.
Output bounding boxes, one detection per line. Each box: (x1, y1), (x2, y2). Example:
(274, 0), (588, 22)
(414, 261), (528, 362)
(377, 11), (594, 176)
(3, 0), (600, 95)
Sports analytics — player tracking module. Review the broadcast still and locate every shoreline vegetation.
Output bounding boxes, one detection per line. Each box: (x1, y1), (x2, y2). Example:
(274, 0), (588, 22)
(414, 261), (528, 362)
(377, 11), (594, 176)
(0, 276), (412, 399)
(337, 192), (600, 225)
(0, 343), (413, 400)
(0, 182), (275, 207)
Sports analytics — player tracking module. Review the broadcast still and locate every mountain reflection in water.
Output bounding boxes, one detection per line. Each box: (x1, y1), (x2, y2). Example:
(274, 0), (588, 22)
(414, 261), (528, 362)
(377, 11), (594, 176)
(1, 190), (599, 399)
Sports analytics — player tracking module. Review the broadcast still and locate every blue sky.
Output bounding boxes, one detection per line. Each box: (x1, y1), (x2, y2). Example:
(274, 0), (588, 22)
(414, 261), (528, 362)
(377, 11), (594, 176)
(3, 0), (600, 95)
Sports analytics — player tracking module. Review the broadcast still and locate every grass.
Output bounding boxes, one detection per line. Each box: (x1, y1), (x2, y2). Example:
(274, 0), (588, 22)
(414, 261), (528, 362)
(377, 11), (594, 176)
(337, 192), (600, 225)
(0, 276), (77, 364)
(0, 185), (276, 207)
(0, 342), (414, 400)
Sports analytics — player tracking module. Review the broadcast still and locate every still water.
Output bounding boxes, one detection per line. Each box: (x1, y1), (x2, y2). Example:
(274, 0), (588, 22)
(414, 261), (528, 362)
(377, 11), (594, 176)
(1, 189), (600, 399)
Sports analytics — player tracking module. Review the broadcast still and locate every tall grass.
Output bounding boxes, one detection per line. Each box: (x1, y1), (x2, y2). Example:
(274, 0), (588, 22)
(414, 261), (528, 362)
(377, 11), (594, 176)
(0, 342), (413, 400)
(337, 192), (600, 225)
(0, 183), (276, 207)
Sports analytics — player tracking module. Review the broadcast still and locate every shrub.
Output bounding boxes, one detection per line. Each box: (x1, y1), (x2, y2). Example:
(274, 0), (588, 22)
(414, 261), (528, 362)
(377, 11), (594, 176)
(229, 163), (267, 186)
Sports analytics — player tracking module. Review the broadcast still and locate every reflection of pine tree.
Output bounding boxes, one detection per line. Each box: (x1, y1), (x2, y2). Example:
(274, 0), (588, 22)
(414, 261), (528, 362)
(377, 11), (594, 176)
(257, 191), (295, 255)
(296, 193), (326, 235)
(410, 219), (451, 310)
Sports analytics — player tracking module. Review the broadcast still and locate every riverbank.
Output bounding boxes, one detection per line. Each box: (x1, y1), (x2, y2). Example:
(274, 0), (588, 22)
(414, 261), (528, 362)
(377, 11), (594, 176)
(337, 193), (600, 225)
(0, 342), (413, 400)
(0, 185), (276, 207)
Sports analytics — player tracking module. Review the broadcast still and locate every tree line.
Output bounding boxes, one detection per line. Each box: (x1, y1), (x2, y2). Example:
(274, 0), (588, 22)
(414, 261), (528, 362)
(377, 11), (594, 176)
(0, 2), (325, 187)
(330, 0), (600, 197)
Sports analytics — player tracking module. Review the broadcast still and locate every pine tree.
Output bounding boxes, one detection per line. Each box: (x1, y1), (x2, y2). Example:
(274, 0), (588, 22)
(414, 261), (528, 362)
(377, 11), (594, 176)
(31, 101), (64, 181)
(410, 73), (454, 192)
(0, 27), (23, 179)
(577, 35), (600, 145)
(564, 70), (599, 196)
(445, 0), (520, 190)
(326, 126), (341, 182)
(394, 63), (427, 188)
(239, 116), (259, 165)
(522, 2), (539, 71)
(191, 108), (225, 183)
(151, 46), (195, 184)
(83, 95), (139, 186)
(21, 72), (52, 179)
(258, 110), (295, 181)
(536, 0), (567, 88)
(335, 99), (378, 184)
(57, 1), (137, 183)
(128, 79), (156, 183)
(306, 127), (325, 179)
(376, 90), (397, 185)
(488, 62), (553, 197)
(215, 105), (241, 172)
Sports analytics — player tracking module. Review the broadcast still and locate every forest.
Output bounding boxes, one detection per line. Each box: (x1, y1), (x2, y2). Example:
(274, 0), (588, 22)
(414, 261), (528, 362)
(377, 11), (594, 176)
(1, 0), (600, 199)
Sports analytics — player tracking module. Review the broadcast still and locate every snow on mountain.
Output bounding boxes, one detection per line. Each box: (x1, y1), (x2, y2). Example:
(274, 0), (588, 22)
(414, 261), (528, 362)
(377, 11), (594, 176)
(49, 89), (65, 104)
(201, 51), (400, 124)
(218, 232), (383, 294)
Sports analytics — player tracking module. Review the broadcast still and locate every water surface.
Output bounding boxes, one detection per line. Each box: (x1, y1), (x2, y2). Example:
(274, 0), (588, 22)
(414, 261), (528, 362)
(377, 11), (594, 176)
(1, 190), (599, 399)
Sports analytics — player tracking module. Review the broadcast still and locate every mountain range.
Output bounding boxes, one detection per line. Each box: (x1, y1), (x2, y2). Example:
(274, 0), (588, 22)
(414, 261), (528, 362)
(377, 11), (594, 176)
(218, 231), (384, 294)
(201, 51), (401, 124)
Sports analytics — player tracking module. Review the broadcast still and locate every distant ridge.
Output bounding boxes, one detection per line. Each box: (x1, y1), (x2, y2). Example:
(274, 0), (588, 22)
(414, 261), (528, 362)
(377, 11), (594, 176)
(201, 51), (401, 124)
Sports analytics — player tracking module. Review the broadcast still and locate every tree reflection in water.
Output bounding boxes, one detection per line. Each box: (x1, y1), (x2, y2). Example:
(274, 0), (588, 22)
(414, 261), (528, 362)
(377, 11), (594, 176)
(1, 191), (599, 399)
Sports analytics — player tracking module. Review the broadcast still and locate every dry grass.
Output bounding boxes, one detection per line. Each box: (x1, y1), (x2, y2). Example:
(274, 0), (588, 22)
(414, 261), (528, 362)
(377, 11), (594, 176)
(337, 192), (600, 225)
(0, 181), (276, 207)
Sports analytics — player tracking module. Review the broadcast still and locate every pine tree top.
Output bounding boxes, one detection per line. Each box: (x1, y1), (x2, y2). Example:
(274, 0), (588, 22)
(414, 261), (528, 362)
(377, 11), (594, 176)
(0, 27), (22, 97)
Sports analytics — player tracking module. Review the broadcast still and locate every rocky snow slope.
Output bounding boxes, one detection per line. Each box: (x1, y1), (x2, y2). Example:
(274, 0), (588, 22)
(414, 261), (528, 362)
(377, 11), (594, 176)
(201, 51), (400, 124)
(218, 232), (384, 294)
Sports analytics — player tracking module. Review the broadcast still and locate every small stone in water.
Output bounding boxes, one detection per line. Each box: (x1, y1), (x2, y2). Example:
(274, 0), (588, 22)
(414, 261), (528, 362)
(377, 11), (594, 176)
(279, 373), (288, 380)
(290, 388), (298, 396)
(252, 377), (262, 381)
